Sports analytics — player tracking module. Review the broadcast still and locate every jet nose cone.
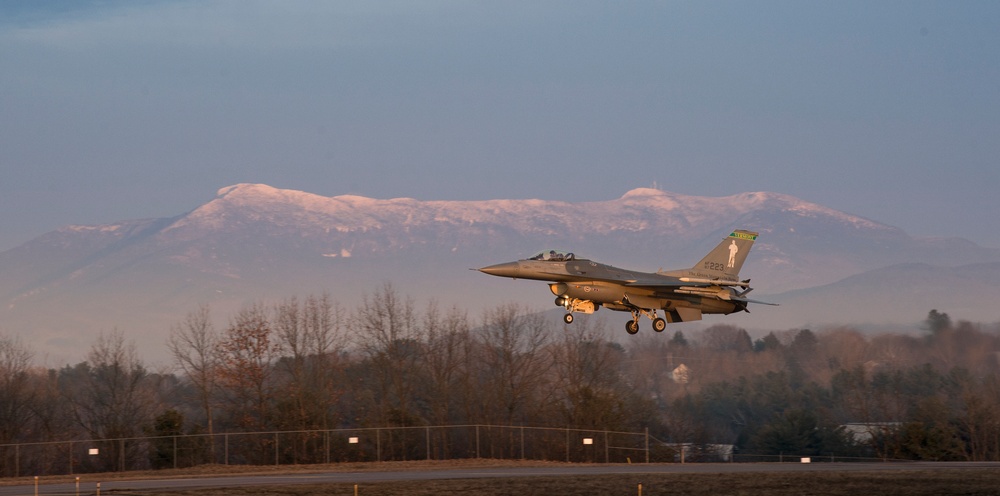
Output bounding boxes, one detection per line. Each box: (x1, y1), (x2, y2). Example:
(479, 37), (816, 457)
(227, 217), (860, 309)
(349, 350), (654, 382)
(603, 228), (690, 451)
(479, 262), (520, 278)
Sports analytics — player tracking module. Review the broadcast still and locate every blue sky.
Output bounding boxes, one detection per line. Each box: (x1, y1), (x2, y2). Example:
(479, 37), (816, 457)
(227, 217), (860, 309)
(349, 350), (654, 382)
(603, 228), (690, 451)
(1, 1), (998, 251)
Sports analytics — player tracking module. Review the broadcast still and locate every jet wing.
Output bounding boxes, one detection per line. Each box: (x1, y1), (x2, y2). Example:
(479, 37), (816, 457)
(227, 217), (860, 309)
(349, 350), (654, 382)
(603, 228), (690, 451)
(624, 276), (778, 306)
(623, 279), (685, 288)
(624, 276), (747, 288)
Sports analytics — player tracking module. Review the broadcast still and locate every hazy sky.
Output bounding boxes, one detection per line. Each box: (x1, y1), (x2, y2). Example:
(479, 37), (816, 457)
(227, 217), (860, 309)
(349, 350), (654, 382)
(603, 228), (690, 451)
(2, 1), (998, 251)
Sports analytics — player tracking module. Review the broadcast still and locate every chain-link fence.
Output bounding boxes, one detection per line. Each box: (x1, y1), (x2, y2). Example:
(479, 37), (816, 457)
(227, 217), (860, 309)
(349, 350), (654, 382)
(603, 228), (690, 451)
(1, 425), (652, 477)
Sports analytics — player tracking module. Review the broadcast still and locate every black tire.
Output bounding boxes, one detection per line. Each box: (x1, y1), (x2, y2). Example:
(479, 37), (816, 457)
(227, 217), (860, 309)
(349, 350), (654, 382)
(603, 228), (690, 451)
(625, 320), (639, 334)
(563, 313), (574, 324)
(653, 318), (666, 332)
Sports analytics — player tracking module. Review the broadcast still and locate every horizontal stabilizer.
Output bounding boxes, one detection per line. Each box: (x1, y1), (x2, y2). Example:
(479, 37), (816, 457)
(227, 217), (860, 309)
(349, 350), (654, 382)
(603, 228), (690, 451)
(731, 295), (778, 306)
(666, 307), (702, 323)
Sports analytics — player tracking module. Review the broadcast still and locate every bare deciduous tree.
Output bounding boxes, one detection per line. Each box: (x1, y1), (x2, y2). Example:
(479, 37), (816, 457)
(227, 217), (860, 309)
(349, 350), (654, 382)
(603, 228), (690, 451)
(550, 318), (630, 429)
(168, 304), (218, 439)
(215, 303), (279, 432)
(274, 293), (346, 431)
(0, 334), (33, 445)
(475, 303), (551, 425)
(66, 330), (154, 471)
(353, 283), (422, 426)
(420, 302), (471, 428)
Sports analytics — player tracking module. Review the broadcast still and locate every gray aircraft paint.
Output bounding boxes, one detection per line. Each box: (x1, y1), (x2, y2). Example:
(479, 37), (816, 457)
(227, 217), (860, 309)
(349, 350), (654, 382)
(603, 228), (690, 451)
(479, 230), (775, 335)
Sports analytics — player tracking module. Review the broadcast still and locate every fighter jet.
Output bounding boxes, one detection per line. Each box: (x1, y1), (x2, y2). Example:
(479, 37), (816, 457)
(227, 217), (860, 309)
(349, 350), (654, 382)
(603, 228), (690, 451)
(478, 230), (775, 334)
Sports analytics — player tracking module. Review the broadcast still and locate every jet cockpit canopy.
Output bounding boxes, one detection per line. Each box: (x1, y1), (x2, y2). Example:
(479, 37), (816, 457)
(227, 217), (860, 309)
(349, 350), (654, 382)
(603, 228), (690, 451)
(528, 250), (576, 262)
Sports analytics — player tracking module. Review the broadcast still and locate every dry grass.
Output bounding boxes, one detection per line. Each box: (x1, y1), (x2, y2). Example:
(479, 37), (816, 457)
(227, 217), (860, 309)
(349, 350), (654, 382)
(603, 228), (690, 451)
(6, 461), (1000, 495)
(144, 469), (1000, 496)
(0, 459), (569, 486)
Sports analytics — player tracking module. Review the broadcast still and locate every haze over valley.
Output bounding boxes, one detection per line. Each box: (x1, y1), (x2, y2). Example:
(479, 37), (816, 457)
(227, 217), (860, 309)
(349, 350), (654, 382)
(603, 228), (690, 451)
(1, 183), (997, 363)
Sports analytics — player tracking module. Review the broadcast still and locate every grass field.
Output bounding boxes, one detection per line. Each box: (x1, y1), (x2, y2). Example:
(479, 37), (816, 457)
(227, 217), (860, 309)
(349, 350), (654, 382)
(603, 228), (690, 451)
(142, 469), (1000, 496)
(6, 460), (1000, 495)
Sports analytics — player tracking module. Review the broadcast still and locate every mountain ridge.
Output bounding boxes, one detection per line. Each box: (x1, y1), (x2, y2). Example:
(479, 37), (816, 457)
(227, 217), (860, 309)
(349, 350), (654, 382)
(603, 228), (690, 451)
(187, 183), (895, 235)
(1, 183), (997, 363)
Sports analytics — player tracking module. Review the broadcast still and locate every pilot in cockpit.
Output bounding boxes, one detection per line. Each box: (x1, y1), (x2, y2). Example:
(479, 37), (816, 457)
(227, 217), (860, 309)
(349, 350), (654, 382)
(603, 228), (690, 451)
(529, 250), (574, 261)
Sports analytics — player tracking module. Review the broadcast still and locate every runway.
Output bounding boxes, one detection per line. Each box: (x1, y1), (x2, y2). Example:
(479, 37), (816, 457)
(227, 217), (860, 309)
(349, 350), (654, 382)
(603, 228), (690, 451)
(4, 461), (1000, 495)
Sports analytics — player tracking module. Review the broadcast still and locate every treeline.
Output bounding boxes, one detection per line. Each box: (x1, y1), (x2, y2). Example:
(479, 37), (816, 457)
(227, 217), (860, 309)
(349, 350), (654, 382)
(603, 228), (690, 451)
(2, 286), (1000, 473)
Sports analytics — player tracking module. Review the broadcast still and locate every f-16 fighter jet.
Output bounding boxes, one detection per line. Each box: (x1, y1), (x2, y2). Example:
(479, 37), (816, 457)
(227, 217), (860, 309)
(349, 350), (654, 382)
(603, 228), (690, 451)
(479, 230), (775, 334)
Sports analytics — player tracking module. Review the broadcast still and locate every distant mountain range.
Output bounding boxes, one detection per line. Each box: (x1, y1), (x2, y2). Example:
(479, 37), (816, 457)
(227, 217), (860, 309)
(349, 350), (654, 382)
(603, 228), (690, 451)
(2, 183), (998, 363)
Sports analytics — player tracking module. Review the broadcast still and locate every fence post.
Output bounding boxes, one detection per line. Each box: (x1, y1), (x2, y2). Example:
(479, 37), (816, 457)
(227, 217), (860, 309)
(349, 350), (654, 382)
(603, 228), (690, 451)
(475, 425), (480, 459)
(15, 444), (19, 477)
(520, 426), (525, 460)
(376, 428), (381, 462)
(566, 428), (570, 463)
(69, 441), (73, 475)
(173, 435), (178, 469)
(644, 428), (649, 464)
(425, 427), (431, 461)
(275, 432), (279, 466)
(605, 430), (609, 463)
(224, 433), (229, 465)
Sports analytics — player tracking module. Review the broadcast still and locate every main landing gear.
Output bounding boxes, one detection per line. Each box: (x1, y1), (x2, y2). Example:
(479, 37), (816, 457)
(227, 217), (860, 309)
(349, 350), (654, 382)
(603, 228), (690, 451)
(625, 309), (667, 335)
(625, 320), (639, 334)
(653, 317), (667, 332)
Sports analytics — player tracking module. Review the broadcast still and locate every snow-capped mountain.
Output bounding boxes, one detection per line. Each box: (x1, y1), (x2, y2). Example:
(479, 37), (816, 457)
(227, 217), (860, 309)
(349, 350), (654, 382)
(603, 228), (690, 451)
(1, 183), (997, 362)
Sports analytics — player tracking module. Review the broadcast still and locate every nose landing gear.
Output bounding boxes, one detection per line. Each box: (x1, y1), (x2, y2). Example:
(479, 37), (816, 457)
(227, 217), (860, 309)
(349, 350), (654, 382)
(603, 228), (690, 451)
(557, 297), (596, 325)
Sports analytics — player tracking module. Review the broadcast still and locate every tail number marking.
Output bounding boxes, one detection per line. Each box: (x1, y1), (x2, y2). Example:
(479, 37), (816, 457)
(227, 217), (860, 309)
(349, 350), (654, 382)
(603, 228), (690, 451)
(703, 262), (726, 271)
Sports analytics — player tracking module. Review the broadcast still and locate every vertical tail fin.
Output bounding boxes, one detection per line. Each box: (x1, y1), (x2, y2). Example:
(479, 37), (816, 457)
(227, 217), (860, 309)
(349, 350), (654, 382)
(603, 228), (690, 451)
(690, 230), (758, 280)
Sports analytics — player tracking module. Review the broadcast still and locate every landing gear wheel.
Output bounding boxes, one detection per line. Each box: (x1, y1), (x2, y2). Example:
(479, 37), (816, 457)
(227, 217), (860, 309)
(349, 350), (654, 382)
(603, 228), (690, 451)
(652, 318), (666, 332)
(563, 313), (574, 324)
(625, 320), (640, 335)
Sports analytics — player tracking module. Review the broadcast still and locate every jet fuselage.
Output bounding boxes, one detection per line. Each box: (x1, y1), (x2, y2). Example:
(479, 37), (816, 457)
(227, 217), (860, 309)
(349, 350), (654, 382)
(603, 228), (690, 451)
(478, 230), (773, 335)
